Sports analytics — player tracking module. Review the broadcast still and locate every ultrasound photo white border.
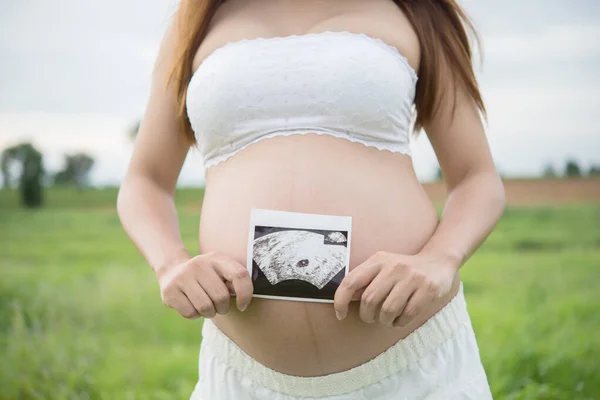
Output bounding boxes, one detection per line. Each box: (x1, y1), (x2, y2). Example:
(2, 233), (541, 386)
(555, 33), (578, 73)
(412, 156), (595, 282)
(247, 208), (352, 303)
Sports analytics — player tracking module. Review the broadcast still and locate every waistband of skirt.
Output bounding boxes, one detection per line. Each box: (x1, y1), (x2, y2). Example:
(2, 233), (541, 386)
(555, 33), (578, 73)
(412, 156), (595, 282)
(200, 283), (471, 397)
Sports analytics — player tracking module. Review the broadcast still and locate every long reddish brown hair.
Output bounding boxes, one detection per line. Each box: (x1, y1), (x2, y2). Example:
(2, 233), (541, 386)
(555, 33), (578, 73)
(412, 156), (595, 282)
(168, 0), (485, 143)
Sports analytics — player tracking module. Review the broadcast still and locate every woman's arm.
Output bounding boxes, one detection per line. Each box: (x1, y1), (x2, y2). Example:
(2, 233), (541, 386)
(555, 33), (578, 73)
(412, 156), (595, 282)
(117, 18), (192, 278)
(117, 19), (253, 319)
(418, 85), (506, 270)
(334, 65), (505, 327)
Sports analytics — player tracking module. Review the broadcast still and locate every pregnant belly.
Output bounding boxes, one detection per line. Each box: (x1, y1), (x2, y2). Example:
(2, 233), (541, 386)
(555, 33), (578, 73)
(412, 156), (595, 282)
(198, 134), (457, 376)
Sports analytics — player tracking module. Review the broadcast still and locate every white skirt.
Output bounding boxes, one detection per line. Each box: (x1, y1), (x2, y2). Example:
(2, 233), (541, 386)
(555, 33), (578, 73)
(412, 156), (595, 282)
(191, 285), (493, 399)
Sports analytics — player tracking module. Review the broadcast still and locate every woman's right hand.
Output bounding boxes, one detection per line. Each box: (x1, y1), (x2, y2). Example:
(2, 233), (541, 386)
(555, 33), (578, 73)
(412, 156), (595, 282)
(156, 252), (254, 319)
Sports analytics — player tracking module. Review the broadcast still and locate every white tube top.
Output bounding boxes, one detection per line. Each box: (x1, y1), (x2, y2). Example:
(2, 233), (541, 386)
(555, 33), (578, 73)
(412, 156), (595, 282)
(186, 30), (418, 169)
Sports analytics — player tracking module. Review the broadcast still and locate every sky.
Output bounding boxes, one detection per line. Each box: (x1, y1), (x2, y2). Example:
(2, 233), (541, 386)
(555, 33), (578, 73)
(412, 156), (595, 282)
(1, 0), (599, 186)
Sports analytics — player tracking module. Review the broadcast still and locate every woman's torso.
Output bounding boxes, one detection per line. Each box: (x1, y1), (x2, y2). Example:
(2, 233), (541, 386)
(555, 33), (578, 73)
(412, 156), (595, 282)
(193, 0), (461, 377)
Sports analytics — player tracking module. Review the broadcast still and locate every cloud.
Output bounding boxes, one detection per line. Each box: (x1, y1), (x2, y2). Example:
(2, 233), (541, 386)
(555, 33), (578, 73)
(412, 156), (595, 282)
(0, 0), (176, 115)
(484, 85), (598, 132)
(484, 24), (600, 62)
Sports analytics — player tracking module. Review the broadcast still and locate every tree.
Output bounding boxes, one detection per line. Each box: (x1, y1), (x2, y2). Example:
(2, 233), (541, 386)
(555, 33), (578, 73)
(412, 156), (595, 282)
(0, 142), (44, 207)
(53, 153), (95, 187)
(435, 166), (443, 181)
(542, 163), (557, 178)
(128, 120), (141, 141)
(565, 160), (582, 177)
(1, 149), (11, 189)
(589, 165), (600, 177)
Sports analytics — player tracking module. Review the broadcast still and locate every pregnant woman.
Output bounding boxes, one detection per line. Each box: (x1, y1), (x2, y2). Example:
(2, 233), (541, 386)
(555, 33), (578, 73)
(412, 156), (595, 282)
(117, 0), (505, 398)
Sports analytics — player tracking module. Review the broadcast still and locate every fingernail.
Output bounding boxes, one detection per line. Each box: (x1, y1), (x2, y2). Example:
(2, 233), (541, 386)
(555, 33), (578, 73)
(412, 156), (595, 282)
(240, 303), (248, 312)
(335, 310), (344, 320)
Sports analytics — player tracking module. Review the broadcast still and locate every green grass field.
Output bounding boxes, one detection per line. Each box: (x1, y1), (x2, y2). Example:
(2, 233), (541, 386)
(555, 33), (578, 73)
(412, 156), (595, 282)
(1, 188), (599, 399)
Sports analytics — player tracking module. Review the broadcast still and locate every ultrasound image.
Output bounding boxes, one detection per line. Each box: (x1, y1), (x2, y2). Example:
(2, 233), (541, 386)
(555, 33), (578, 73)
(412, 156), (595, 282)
(253, 229), (348, 289)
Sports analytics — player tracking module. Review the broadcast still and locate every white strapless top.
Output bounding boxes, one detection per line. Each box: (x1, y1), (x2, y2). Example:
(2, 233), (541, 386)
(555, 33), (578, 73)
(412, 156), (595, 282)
(186, 31), (418, 169)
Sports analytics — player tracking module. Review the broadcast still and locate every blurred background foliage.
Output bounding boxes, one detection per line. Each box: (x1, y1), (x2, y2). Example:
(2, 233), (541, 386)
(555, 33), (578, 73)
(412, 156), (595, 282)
(1, 174), (599, 398)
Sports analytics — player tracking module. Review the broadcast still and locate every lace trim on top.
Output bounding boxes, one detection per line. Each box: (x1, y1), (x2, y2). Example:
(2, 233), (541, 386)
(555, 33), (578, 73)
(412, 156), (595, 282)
(203, 127), (412, 169)
(190, 30), (419, 86)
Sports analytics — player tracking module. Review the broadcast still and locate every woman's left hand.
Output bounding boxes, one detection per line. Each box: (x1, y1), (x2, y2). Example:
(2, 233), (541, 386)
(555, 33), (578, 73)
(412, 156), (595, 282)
(334, 251), (458, 327)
